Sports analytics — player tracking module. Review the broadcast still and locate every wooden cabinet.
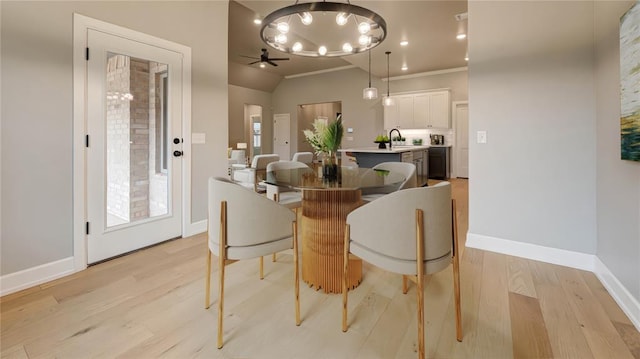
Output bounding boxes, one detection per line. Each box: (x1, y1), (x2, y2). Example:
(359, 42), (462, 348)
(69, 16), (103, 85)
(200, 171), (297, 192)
(383, 90), (450, 130)
(428, 147), (450, 179)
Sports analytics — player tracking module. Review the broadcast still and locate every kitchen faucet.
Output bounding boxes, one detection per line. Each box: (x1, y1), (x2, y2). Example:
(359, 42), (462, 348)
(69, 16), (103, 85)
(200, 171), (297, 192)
(388, 128), (402, 150)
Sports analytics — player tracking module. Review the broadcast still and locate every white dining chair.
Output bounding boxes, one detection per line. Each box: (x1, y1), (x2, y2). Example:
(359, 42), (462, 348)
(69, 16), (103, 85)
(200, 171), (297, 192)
(342, 182), (462, 359)
(205, 177), (300, 349)
(231, 154), (279, 192)
(291, 151), (314, 165)
(265, 160), (309, 209)
(360, 161), (417, 202)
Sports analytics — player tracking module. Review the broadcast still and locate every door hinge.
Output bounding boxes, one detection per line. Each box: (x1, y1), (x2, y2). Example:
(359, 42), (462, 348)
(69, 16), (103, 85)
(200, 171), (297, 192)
(85, 47), (89, 61)
(85, 222), (90, 235)
(85, 134), (89, 148)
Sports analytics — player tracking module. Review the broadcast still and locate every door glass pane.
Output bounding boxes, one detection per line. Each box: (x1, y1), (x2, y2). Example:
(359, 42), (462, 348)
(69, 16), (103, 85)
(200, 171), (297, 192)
(105, 53), (169, 227)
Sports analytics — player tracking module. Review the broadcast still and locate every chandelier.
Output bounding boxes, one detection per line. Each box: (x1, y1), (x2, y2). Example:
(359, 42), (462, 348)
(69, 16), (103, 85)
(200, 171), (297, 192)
(260, 1), (387, 57)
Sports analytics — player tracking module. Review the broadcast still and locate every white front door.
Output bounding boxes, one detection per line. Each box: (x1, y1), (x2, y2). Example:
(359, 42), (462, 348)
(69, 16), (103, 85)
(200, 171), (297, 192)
(273, 113), (291, 160)
(86, 29), (183, 263)
(455, 103), (469, 178)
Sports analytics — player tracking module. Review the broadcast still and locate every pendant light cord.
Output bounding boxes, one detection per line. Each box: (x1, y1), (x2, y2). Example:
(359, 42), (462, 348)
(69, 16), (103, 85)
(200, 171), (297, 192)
(386, 51), (390, 96)
(368, 50), (372, 87)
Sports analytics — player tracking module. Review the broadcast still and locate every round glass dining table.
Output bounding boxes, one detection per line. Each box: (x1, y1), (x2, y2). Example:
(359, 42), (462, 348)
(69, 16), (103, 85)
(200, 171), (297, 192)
(266, 165), (405, 293)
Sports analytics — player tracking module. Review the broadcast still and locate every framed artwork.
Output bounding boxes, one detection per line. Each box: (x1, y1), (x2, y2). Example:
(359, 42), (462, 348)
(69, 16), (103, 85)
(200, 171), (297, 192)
(620, 1), (640, 161)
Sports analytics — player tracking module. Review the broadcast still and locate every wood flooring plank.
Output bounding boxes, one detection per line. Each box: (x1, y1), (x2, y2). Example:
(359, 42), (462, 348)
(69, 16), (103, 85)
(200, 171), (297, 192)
(555, 266), (635, 359)
(474, 251), (513, 358)
(509, 292), (553, 358)
(507, 255), (537, 298)
(612, 321), (640, 359)
(581, 270), (636, 326)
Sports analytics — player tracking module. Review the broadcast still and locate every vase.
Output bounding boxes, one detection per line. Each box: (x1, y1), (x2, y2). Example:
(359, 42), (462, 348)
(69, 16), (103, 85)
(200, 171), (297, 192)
(321, 151), (338, 180)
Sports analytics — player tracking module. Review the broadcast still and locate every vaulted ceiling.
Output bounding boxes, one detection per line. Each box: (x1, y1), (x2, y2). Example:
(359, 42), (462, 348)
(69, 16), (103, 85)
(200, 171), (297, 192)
(229, 0), (468, 92)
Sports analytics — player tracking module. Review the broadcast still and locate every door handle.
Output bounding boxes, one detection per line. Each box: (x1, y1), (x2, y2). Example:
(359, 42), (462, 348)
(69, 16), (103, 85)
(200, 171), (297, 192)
(173, 150), (183, 157)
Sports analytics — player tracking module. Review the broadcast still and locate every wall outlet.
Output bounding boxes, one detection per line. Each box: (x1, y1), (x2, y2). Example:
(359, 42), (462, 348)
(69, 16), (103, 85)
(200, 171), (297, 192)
(477, 131), (487, 144)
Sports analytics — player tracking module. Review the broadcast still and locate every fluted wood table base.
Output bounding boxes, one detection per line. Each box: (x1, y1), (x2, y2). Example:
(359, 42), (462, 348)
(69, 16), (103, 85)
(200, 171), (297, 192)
(301, 189), (362, 293)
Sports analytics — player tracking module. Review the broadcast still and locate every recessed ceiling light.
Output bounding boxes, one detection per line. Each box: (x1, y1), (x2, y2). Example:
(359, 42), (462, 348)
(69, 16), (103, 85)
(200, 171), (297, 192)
(253, 19), (262, 25)
(456, 33), (467, 40)
(401, 65), (408, 71)
(400, 40), (409, 46)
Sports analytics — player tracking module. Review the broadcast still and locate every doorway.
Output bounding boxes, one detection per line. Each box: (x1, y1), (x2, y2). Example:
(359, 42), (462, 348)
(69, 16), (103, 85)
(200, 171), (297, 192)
(244, 104), (263, 159)
(74, 15), (191, 265)
(297, 102), (342, 155)
(453, 101), (469, 178)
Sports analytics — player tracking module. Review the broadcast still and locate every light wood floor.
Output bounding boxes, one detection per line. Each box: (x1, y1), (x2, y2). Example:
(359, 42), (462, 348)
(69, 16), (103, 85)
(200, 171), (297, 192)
(2, 179), (639, 358)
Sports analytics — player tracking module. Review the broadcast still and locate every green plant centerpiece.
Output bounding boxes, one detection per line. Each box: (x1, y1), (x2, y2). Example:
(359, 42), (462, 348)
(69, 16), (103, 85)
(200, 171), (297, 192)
(303, 114), (344, 180)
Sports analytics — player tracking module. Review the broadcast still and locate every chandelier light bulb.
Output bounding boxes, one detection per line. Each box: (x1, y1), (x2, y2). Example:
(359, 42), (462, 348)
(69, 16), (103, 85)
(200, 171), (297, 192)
(292, 42), (303, 52)
(342, 42), (353, 53)
(336, 12), (349, 26)
(275, 33), (287, 44)
(318, 45), (328, 56)
(358, 35), (371, 46)
(358, 22), (371, 34)
(300, 12), (313, 25)
(276, 22), (290, 34)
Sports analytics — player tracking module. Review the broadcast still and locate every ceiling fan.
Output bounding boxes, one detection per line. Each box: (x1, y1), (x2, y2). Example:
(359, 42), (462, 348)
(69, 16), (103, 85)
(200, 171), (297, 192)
(241, 48), (289, 67)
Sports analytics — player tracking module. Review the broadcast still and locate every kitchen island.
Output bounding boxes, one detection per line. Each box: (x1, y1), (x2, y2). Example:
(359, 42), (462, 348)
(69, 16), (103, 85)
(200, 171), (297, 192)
(340, 145), (430, 180)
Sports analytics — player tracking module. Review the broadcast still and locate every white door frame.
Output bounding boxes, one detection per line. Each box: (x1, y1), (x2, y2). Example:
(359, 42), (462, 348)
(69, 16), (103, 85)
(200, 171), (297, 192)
(451, 100), (469, 179)
(273, 113), (291, 160)
(73, 14), (192, 270)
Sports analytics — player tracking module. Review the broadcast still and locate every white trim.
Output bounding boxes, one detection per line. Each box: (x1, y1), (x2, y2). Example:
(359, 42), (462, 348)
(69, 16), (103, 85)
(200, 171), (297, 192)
(0, 257), (75, 296)
(73, 14), (192, 270)
(386, 66), (468, 82)
(466, 232), (595, 272)
(284, 65), (357, 79)
(594, 258), (640, 332)
(451, 101), (469, 179)
(184, 219), (207, 237)
(467, 232), (640, 332)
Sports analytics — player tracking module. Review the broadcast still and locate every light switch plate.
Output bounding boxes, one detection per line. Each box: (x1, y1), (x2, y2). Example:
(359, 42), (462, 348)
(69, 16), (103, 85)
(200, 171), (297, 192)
(347, 127), (354, 133)
(477, 131), (487, 144)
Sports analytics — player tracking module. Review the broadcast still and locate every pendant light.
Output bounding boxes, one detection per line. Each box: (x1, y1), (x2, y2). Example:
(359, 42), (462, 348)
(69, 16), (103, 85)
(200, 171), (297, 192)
(383, 51), (394, 106)
(363, 49), (378, 100)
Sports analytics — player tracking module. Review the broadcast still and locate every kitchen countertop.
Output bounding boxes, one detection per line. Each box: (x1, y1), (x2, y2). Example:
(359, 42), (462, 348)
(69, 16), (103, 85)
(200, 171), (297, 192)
(340, 145), (443, 154)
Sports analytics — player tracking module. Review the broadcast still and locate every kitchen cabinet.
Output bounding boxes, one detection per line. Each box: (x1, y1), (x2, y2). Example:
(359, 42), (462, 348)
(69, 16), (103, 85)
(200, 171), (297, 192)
(383, 90), (451, 130)
(428, 147), (450, 179)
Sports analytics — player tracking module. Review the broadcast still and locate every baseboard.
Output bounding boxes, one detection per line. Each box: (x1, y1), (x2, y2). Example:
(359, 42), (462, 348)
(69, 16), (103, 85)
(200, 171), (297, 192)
(0, 257), (76, 297)
(466, 232), (640, 332)
(594, 258), (640, 332)
(184, 219), (207, 237)
(466, 233), (595, 271)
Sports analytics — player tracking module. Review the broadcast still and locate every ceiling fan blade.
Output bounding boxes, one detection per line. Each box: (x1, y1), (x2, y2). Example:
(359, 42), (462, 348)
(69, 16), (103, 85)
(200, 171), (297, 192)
(267, 60), (279, 67)
(239, 55), (259, 59)
(248, 60), (260, 65)
(268, 57), (289, 61)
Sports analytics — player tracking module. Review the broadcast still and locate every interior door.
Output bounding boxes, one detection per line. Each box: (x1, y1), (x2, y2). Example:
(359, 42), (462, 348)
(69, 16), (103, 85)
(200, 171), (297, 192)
(273, 113), (291, 160)
(86, 29), (183, 263)
(455, 103), (469, 178)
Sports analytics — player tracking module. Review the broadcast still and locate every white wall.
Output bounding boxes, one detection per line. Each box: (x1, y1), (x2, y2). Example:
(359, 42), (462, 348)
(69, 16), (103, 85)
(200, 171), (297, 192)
(0, 1), (228, 275)
(594, 1), (640, 303)
(468, 1), (598, 254)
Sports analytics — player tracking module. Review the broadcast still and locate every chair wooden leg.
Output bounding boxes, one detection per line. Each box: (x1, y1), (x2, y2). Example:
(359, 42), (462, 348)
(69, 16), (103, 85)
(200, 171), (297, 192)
(217, 201), (227, 349)
(416, 209), (425, 359)
(402, 275), (409, 294)
(260, 257), (264, 280)
(205, 248), (212, 309)
(452, 199), (463, 342)
(342, 224), (350, 332)
(293, 221), (300, 326)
